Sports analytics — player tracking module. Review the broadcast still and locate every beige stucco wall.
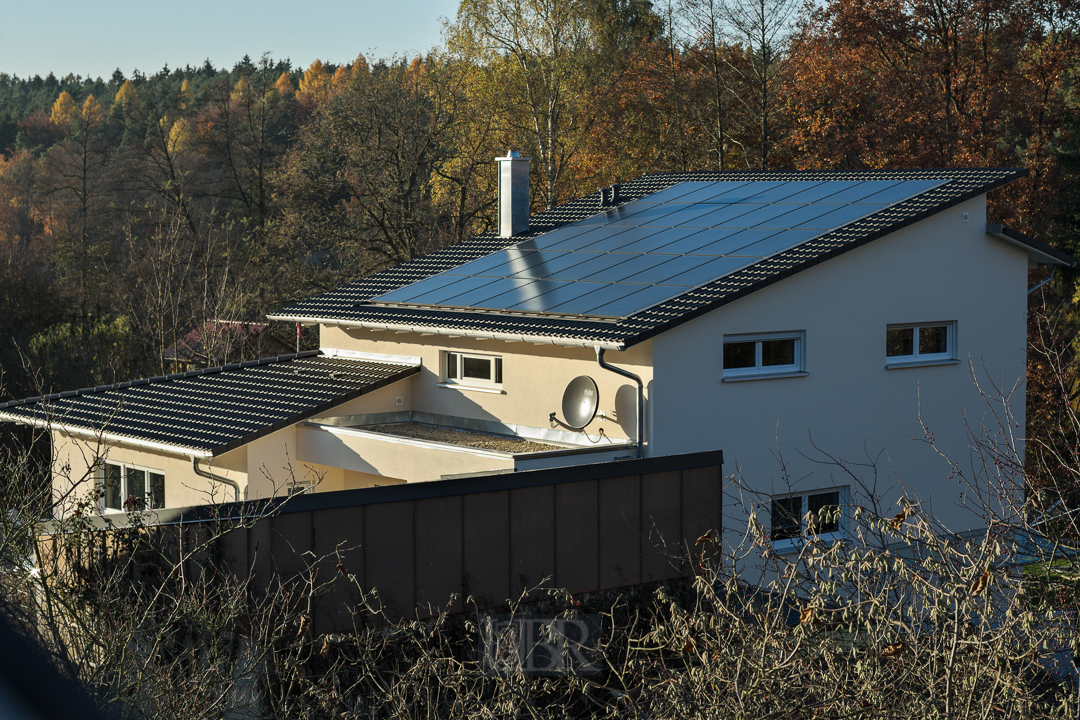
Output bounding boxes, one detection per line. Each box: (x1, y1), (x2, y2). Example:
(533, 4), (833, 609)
(50, 430), (246, 515)
(650, 196), (1029, 536)
(317, 328), (652, 443)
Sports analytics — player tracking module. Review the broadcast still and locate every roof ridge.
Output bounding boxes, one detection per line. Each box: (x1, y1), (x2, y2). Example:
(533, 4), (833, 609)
(0, 349), (323, 410)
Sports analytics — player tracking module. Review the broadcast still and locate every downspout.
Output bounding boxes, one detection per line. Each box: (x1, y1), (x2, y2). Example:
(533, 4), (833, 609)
(192, 457), (240, 503)
(595, 347), (644, 459)
(1028, 266), (1056, 295)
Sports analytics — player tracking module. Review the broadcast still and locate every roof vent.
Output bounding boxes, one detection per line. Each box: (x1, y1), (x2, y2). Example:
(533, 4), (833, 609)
(497, 151), (530, 237)
(599, 183), (623, 207)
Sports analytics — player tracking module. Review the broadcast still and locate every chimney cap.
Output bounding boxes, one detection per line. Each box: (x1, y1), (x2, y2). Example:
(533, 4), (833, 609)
(497, 150), (531, 161)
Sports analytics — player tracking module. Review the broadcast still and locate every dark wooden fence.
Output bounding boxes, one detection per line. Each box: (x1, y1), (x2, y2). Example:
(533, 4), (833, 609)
(45, 450), (723, 632)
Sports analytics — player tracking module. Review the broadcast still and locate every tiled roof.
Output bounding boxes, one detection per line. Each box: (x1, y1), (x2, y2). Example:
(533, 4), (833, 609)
(0, 352), (419, 456)
(269, 168), (1055, 349)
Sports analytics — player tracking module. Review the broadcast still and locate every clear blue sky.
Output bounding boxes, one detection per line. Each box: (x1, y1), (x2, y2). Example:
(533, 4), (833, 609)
(0, 0), (462, 80)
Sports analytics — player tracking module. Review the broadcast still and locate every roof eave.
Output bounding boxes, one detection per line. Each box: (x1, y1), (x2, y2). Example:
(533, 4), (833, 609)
(266, 314), (627, 351)
(986, 224), (1076, 267)
(0, 412), (215, 458)
(0, 359), (422, 460)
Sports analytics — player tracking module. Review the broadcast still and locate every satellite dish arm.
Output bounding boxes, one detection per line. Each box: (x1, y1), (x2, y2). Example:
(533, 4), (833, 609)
(595, 347), (644, 459)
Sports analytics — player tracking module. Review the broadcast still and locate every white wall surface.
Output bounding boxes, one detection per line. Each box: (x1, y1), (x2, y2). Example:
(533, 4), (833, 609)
(650, 196), (1029, 535)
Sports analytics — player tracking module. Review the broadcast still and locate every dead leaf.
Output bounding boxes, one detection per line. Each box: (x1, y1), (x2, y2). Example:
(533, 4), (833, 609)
(799, 607), (819, 625)
(297, 615), (311, 637)
(320, 636), (331, 658)
(970, 570), (990, 595)
(336, 560), (347, 576)
(881, 640), (906, 658)
(892, 509), (907, 531)
(695, 531), (715, 545)
(681, 637), (696, 652)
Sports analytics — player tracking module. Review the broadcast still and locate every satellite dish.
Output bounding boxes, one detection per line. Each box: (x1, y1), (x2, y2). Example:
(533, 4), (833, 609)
(561, 376), (599, 430)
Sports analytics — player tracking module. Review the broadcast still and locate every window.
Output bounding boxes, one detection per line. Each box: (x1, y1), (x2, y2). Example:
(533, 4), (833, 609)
(101, 462), (165, 512)
(886, 322), (956, 366)
(723, 331), (805, 380)
(771, 488), (844, 549)
(443, 351), (503, 389)
(287, 483), (313, 496)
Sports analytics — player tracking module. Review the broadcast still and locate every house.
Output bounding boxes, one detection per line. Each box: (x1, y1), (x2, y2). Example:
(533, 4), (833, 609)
(162, 319), (293, 373)
(1, 158), (1071, 545)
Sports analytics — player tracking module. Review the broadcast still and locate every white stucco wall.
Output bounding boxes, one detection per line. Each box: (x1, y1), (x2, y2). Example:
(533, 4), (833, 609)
(650, 196), (1029, 535)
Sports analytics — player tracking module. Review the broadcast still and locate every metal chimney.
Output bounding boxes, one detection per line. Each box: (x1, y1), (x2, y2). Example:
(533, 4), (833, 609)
(497, 151), (530, 237)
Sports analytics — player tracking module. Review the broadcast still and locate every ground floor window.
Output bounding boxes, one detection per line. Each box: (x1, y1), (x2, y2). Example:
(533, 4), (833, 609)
(101, 462), (165, 512)
(771, 488), (844, 548)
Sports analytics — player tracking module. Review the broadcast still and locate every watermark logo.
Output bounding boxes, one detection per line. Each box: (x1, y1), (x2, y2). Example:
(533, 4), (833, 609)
(478, 614), (602, 676)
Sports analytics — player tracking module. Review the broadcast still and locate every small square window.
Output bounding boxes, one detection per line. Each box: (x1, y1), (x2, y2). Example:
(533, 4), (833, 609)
(886, 322), (955, 366)
(723, 332), (805, 380)
(771, 488), (844, 550)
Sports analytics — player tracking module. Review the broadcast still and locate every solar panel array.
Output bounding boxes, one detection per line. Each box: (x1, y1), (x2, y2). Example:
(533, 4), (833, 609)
(370, 178), (947, 319)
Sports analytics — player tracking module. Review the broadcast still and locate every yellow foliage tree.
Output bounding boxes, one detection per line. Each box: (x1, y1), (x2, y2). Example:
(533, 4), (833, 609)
(114, 80), (139, 109)
(51, 91), (77, 130)
(230, 77), (251, 101)
(351, 54), (370, 79)
(165, 117), (196, 154)
(332, 66), (350, 89)
(274, 71), (295, 96)
(80, 95), (104, 128)
(179, 78), (194, 110)
(298, 59), (332, 100)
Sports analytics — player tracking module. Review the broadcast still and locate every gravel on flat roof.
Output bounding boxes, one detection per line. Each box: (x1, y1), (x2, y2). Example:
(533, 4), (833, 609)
(357, 422), (563, 453)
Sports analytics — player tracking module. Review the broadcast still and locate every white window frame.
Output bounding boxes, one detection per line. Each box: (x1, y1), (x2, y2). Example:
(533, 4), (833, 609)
(439, 351), (504, 393)
(770, 487), (846, 553)
(885, 321), (957, 368)
(722, 331), (806, 381)
(287, 482), (314, 496)
(100, 461), (165, 513)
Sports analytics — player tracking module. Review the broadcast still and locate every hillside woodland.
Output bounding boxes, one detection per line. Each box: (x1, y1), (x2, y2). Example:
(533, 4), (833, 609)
(2, 0), (1080, 396)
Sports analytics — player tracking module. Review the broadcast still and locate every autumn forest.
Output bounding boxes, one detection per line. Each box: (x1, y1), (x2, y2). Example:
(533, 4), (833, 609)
(2, 0), (1079, 404)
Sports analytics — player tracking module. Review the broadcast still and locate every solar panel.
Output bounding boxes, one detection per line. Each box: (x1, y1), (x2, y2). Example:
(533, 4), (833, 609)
(367, 177), (949, 319)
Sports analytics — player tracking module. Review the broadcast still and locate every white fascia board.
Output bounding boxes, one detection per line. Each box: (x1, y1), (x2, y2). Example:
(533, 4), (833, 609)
(320, 347), (422, 365)
(268, 313), (625, 350)
(987, 229), (1072, 266)
(0, 411), (213, 458)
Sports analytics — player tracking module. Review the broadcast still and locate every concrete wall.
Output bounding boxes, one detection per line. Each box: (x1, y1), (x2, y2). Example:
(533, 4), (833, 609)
(650, 196), (1029, 535)
(317, 328), (652, 444)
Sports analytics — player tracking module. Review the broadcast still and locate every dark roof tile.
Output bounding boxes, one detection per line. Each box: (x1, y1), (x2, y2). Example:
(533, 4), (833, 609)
(0, 353), (419, 456)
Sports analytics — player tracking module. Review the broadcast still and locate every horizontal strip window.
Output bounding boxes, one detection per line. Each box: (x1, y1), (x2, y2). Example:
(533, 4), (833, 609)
(444, 351), (503, 389)
(723, 331), (805, 380)
(886, 322), (955, 366)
